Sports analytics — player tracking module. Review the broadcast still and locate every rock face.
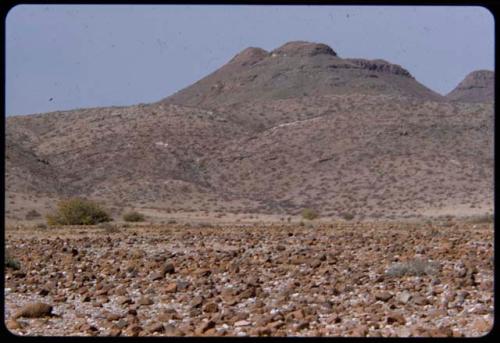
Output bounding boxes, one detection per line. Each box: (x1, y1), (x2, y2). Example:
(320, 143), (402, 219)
(446, 70), (494, 103)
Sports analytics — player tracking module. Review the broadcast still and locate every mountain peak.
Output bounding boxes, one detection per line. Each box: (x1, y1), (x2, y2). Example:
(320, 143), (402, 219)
(271, 41), (337, 57)
(228, 47), (269, 66)
(163, 40), (444, 108)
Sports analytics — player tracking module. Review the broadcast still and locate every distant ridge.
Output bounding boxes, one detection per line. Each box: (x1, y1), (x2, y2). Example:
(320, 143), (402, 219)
(446, 70), (494, 103)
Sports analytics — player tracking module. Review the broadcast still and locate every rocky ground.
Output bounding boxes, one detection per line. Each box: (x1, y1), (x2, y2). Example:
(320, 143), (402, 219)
(4, 220), (494, 337)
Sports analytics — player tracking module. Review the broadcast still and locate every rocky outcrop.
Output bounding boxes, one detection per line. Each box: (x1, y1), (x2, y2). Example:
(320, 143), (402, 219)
(271, 41), (337, 57)
(347, 58), (413, 78)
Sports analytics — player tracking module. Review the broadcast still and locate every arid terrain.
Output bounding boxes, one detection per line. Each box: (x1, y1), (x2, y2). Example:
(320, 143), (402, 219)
(5, 41), (494, 224)
(4, 220), (493, 337)
(4, 41), (495, 337)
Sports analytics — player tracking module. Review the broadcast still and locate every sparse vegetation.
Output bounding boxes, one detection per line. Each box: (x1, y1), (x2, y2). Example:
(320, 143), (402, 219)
(302, 208), (319, 220)
(386, 258), (441, 277)
(25, 209), (41, 220)
(46, 198), (112, 226)
(5, 252), (20, 270)
(98, 222), (119, 233)
(123, 211), (145, 222)
(467, 213), (494, 224)
(340, 212), (355, 221)
(34, 223), (47, 230)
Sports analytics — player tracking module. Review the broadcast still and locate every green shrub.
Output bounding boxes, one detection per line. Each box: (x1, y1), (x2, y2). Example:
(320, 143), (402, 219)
(5, 252), (20, 270)
(302, 208), (319, 220)
(123, 211), (145, 222)
(46, 198), (112, 226)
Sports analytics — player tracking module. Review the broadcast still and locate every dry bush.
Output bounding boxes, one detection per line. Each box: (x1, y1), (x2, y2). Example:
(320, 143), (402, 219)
(467, 213), (494, 224)
(340, 212), (355, 221)
(5, 251), (20, 270)
(25, 209), (41, 220)
(302, 208), (319, 220)
(98, 222), (120, 233)
(123, 211), (145, 222)
(46, 198), (112, 226)
(386, 258), (440, 277)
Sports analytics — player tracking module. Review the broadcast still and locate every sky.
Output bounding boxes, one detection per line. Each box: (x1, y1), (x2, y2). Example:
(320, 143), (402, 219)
(5, 5), (494, 116)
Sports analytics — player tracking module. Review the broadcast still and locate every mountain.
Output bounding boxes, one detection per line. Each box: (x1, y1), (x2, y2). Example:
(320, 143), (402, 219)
(446, 70), (494, 103)
(5, 41), (494, 223)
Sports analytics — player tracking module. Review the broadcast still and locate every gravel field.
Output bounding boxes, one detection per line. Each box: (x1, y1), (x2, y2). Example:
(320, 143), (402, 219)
(4, 221), (494, 337)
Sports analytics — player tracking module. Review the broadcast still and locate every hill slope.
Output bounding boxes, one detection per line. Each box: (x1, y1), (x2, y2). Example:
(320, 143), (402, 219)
(5, 41), (494, 222)
(446, 70), (494, 103)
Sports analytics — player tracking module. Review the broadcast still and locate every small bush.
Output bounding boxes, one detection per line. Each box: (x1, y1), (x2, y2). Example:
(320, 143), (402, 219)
(25, 209), (41, 220)
(467, 213), (494, 224)
(34, 223), (47, 230)
(340, 212), (354, 221)
(98, 222), (119, 233)
(302, 208), (319, 220)
(123, 211), (145, 222)
(386, 258), (440, 277)
(5, 252), (20, 270)
(46, 198), (112, 226)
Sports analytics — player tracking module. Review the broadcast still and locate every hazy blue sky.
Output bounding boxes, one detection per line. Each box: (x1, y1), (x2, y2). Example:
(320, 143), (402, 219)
(5, 5), (494, 116)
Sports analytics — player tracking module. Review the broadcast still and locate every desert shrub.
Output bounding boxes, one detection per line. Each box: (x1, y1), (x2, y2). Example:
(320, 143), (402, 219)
(34, 223), (47, 230)
(467, 213), (494, 224)
(46, 198), (112, 226)
(98, 222), (119, 233)
(340, 212), (355, 221)
(5, 252), (20, 270)
(302, 208), (319, 220)
(123, 211), (145, 222)
(386, 258), (440, 277)
(25, 209), (41, 220)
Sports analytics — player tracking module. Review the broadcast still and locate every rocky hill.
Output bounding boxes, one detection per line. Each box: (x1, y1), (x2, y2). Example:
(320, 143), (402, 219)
(5, 41), (494, 223)
(446, 70), (494, 103)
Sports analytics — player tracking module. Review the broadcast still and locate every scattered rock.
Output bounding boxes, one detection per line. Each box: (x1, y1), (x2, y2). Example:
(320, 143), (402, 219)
(203, 302), (219, 313)
(165, 283), (177, 294)
(375, 292), (393, 302)
(396, 291), (412, 304)
(137, 297), (154, 306)
(386, 312), (406, 325)
(234, 320), (251, 327)
(14, 302), (53, 319)
(195, 320), (216, 335)
(147, 323), (165, 333)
